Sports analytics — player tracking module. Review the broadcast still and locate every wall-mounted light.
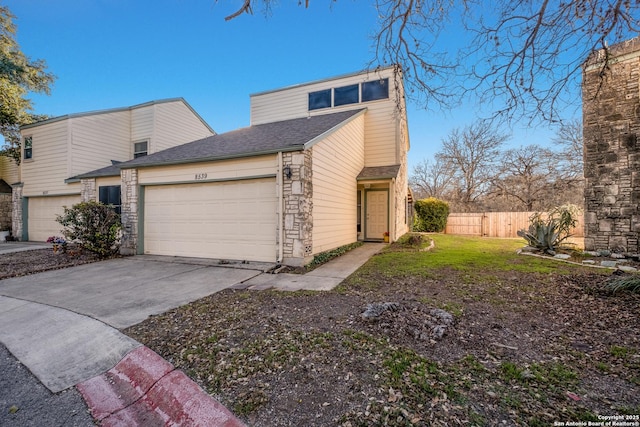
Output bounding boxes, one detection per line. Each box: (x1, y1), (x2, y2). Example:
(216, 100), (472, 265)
(283, 165), (292, 179)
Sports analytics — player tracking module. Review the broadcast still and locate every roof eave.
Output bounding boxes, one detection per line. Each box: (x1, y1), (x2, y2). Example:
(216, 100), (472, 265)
(120, 146), (306, 170)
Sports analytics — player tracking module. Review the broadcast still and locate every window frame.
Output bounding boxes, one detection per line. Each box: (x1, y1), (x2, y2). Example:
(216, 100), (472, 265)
(333, 84), (360, 107)
(133, 140), (148, 158)
(361, 78), (389, 102)
(308, 89), (332, 111)
(23, 136), (33, 160)
(99, 185), (122, 215)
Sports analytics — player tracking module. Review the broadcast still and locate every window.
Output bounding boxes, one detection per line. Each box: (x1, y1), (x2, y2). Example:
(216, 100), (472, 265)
(308, 89), (331, 110)
(134, 141), (148, 158)
(362, 78), (389, 102)
(99, 185), (121, 214)
(24, 136), (33, 160)
(334, 84), (359, 106)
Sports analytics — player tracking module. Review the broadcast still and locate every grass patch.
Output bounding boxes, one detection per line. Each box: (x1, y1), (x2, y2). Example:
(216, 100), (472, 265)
(353, 234), (583, 281)
(305, 241), (363, 270)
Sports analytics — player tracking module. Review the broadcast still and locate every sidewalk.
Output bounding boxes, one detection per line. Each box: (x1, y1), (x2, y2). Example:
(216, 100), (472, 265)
(237, 242), (386, 291)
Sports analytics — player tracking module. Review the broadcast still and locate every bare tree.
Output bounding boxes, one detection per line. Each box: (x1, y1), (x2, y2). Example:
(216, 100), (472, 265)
(490, 145), (557, 211)
(409, 157), (454, 199)
(437, 121), (508, 211)
(552, 118), (584, 182)
(219, 1), (640, 123)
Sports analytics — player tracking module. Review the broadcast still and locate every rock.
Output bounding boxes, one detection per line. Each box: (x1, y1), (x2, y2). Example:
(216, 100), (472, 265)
(582, 260), (596, 265)
(430, 308), (454, 326)
(618, 265), (638, 272)
(553, 254), (571, 260)
(361, 302), (400, 320)
(431, 325), (447, 339)
(600, 260), (618, 268)
(611, 253), (626, 259)
(598, 250), (612, 257)
(583, 251), (600, 257)
(520, 246), (537, 253)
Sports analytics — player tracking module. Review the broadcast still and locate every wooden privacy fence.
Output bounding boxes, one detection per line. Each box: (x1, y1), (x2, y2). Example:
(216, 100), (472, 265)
(445, 212), (585, 238)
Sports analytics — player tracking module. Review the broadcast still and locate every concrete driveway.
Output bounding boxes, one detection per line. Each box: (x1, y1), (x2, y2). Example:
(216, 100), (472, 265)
(0, 257), (266, 392)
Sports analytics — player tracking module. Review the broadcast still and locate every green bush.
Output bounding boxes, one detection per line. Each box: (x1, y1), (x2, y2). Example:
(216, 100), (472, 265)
(56, 201), (121, 257)
(413, 197), (450, 232)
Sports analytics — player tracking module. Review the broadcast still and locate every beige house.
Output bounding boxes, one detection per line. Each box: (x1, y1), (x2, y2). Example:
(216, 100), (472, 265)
(13, 99), (214, 241)
(77, 66), (412, 266)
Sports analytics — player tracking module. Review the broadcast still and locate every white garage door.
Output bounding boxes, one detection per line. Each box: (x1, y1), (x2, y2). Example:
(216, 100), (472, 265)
(28, 195), (81, 242)
(144, 178), (278, 262)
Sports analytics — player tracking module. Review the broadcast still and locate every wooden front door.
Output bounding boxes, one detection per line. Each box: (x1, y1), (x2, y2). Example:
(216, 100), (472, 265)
(365, 190), (388, 240)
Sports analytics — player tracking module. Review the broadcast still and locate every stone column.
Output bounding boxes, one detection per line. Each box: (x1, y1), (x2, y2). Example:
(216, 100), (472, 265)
(282, 150), (313, 266)
(11, 183), (23, 240)
(80, 178), (97, 202)
(120, 169), (138, 256)
(582, 37), (640, 253)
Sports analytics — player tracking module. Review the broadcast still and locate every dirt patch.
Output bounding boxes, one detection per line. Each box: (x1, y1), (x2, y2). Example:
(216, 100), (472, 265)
(0, 246), (108, 280)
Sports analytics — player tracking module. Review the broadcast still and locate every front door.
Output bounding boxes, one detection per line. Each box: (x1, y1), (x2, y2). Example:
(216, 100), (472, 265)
(365, 190), (388, 240)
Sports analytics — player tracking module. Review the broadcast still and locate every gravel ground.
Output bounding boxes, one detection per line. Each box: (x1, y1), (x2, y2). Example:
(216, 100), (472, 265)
(0, 343), (94, 427)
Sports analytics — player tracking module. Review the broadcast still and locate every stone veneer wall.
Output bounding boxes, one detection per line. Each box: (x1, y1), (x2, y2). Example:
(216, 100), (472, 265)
(282, 150), (313, 266)
(583, 37), (640, 253)
(11, 184), (23, 239)
(80, 178), (96, 202)
(120, 169), (138, 256)
(0, 193), (11, 231)
(80, 179), (97, 202)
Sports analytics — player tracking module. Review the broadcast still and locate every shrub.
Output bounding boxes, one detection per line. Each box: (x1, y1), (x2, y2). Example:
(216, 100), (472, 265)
(517, 204), (580, 254)
(413, 197), (450, 232)
(56, 201), (121, 257)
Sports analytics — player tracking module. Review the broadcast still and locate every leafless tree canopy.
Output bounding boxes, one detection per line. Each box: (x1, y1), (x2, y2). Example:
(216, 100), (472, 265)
(411, 119), (584, 212)
(437, 121), (509, 211)
(220, 0), (640, 124)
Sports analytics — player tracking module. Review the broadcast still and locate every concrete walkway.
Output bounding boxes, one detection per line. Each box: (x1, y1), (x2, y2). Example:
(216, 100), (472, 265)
(238, 242), (386, 291)
(0, 242), (385, 425)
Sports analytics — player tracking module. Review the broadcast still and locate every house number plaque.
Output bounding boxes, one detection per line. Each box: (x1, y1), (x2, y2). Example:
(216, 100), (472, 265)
(195, 173), (208, 180)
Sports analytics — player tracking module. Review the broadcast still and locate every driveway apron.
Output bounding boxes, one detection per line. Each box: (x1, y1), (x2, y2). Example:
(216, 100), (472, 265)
(0, 257), (263, 392)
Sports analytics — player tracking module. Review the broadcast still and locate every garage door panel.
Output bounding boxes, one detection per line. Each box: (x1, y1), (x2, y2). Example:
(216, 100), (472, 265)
(144, 178), (277, 262)
(28, 195), (81, 242)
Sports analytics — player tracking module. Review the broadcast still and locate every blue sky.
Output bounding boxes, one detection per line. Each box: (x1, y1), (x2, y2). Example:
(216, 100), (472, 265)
(5, 0), (567, 169)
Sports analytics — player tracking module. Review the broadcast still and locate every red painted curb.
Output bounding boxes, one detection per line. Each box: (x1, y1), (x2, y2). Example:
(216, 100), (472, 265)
(78, 346), (245, 426)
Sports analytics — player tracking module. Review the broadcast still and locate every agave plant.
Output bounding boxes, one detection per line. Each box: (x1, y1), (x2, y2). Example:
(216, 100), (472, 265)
(517, 205), (580, 254)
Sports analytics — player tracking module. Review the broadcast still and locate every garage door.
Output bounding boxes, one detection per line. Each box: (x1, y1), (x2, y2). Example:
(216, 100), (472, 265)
(144, 178), (277, 262)
(28, 195), (81, 242)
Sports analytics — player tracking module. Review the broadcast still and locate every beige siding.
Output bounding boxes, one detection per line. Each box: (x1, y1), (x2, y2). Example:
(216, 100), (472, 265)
(131, 105), (154, 147)
(152, 102), (214, 152)
(0, 156), (19, 184)
(69, 111), (131, 177)
(137, 155), (278, 185)
(250, 67), (401, 168)
(96, 176), (122, 187)
(392, 130), (410, 240)
(22, 121), (71, 196)
(312, 115), (365, 253)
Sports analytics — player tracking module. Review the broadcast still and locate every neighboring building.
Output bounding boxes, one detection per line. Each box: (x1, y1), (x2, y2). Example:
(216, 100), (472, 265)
(79, 66), (412, 266)
(0, 156), (19, 233)
(14, 99), (214, 241)
(583, 37), (640, 253)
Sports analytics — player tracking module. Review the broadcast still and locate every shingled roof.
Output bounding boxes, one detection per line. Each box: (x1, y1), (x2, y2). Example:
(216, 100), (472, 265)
(122, 108), (366, 169)
(74, 108), (366, 179)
